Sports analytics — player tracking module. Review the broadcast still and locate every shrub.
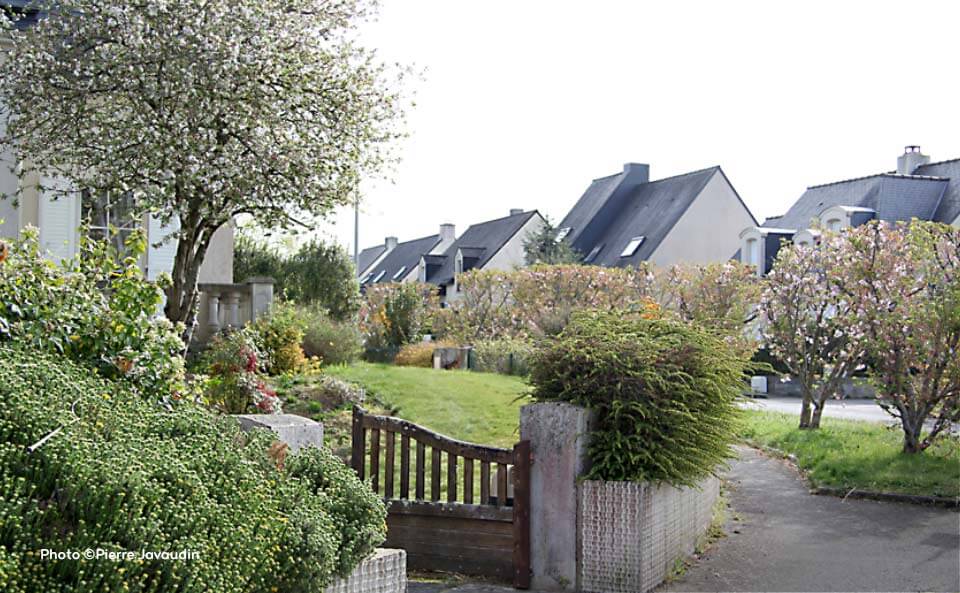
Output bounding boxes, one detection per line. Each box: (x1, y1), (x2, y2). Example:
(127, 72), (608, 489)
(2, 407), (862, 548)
(299, 304), (363, 365)
(395, 341), (438, 367)
(202, 328), (281, 413)
(471, 338), (534, 376)
(253, 302), (307, 374)
(359, 282), (437, 349)
(0, 227), (186, 401)
(0, 345), (386, 593)
(529, 310), (748, 487)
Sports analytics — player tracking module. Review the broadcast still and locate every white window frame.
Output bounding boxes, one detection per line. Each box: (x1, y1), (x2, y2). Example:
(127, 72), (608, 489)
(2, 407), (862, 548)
(554, 227), (571, 242)
(620, 236), (645, 258)
(392, 266), (407, 281)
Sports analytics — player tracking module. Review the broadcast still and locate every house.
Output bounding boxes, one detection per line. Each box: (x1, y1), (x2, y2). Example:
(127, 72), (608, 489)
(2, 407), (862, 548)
(557, 163), (756, 268)
(359, 223), (456, 286)
(421, 209), (546, 303)
(739, 146), (960, 275)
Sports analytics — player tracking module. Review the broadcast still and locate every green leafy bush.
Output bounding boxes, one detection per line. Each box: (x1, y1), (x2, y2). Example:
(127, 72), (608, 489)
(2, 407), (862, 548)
(298, 304), (363, 365)
(202, 328), (280, 413)
(471, 338), (533, 376)
(252, 302), (307, 374)
(0, 227), (186, 401)
(0, 345), (386, 593)
(359, 282), (437, 349)
(529, 310), (748, 486)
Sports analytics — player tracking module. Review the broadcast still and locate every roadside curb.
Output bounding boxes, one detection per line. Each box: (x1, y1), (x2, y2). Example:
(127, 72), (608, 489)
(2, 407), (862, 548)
(744, 443), (960, 509)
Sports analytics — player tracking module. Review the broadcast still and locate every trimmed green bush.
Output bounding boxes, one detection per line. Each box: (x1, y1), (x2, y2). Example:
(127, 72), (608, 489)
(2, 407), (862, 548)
(252, 302), (307, 375)
(299, 305), (363, 365)
(394, 342), (437, 367)
(0, 345), (386, 593)
(529, 310), (748, 487)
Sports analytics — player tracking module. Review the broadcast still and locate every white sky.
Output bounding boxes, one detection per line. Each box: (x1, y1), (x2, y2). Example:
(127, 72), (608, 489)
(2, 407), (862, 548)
(315, 0), (960, 254)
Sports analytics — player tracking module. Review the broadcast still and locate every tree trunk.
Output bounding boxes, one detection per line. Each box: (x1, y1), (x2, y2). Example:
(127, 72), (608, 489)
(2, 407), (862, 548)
(809, 401), (825, 429)
(900, 413), (925, 454)
(165, 215), (217, 348)
(799, 388), (813, 429)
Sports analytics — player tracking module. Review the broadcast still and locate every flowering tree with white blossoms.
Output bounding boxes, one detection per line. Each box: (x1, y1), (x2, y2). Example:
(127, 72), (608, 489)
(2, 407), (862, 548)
(760, 231), (864, 429)
(0, 0), (408, 343)
(835, 221), (960, 453)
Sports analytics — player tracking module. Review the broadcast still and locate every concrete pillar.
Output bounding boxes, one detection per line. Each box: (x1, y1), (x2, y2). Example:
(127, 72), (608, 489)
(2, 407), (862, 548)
(245, 276), (275, 321)
(234, 414), (324, 453)
(520, 402), (594, 591)
(223, 291), (241, 329)
(206, 292), (221, 334)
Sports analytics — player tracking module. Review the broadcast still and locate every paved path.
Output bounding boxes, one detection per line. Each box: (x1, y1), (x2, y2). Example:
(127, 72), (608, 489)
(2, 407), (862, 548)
(661, 447), (960, 592)
(409, 582), (521, 593)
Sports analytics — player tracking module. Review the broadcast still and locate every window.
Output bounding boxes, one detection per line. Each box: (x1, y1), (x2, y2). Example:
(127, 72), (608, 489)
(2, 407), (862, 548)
(583, 243), (604, 264)
(620, 236), (645, 257)
(392, 266), (407, 281)
(746, 238), (759, 267)
(81, 190), (138, 254)
(554, 227), (572, 242)
(360, 273), (372, 284)
(372, 270), (386, 283)
(826, 218), (843, 232)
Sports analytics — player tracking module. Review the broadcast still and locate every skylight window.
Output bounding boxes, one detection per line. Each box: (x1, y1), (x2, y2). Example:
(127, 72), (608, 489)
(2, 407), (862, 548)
(360, 273), (372, 284)
(392, 266), (407, 281)
(583, 243), (604, 263)
(554, 227), (572, 242)
(372, 270), (386, 283)
(620, 236), (645, 257)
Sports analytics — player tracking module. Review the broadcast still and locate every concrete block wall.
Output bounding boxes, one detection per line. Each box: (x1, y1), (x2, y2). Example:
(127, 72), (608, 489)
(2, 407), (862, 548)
(325, 548), (407, 593)
(578, 477), (720, 593)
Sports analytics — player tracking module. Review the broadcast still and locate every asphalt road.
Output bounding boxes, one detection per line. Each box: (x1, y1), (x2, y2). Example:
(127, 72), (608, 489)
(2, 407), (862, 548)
(661, 447), (960, 592)
(742, 396), (896, 423)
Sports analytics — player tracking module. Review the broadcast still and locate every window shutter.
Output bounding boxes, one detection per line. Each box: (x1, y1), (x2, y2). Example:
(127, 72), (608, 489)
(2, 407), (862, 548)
(147, 213), (180, 281)
(38, 176), (79, 262)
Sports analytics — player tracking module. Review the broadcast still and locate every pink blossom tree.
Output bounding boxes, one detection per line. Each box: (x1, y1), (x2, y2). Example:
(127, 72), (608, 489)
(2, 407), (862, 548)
(760, 232), (865, 429)
(836, 221), (960, 453)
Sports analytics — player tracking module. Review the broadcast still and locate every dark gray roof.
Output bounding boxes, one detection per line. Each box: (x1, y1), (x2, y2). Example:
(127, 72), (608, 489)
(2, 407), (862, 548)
(2, 1), (42, 29)
(356, 245), (386, 277)
(360, 234), (441, 286)
(914, 159), (960, 224)
(427, 210), (541, 286)
(562, 167), (722, 267)
(763, 173), (948, 230)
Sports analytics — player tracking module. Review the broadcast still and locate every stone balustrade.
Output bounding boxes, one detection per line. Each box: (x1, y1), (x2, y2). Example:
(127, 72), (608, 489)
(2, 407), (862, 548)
(196, 276), (274, 342)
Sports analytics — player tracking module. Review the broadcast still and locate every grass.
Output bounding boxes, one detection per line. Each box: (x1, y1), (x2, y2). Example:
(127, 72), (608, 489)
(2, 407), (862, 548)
(325, 362), (528, 448)
(741, 410), (960, 498)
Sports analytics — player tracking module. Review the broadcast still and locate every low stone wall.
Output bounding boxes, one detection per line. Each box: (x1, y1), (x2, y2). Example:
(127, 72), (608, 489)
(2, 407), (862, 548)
(325, 548), (407, 593)
(578, 476), (720, 593)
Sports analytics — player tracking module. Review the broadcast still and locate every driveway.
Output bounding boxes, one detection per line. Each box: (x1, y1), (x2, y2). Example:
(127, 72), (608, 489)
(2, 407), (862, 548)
(742, 396), (896, 423)
(661, 447), (960, 592)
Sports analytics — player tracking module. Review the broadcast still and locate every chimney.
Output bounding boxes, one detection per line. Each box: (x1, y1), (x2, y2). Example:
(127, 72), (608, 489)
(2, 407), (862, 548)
(509, 209), (524, 216)
(385, 236), (398, 251)
(622, 162), (650, 184)
(439, 223), (455, 243)
(897, 146), (930, 175)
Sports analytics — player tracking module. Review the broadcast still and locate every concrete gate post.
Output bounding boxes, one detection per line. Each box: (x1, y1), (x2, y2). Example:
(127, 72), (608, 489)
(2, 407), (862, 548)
(520, 402), (593, 591)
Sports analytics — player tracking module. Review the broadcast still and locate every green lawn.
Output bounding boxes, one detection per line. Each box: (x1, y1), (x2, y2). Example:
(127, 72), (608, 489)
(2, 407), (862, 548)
(740, 410), (960, 498)
(325, 362), (528, 448)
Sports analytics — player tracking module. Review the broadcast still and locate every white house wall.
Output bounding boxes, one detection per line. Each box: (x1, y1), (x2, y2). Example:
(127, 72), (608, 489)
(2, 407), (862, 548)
(481, 214), (547, 272)
(197, 223), (234, 284)
(649, 172), (755, 267)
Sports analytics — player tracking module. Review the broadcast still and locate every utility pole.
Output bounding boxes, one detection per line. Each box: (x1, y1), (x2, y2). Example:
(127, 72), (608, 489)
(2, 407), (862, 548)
(353, 194), (360, 271)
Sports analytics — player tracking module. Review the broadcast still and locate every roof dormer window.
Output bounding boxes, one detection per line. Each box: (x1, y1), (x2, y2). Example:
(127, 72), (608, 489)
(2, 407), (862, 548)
(554, 227), (572, 242)
(620, 236), (645, 257)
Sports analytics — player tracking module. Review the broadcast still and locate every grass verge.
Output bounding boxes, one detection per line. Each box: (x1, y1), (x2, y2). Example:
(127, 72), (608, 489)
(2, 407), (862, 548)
(741, 410), (960, 498)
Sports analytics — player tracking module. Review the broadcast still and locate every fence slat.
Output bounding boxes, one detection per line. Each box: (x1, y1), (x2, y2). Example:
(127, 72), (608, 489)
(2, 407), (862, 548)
(447, 454), (458, 503)
(350, 407), (366, 481)
(464, 458), (474, 504)
(496, 463), (508, 507)
(480, 461), (490, 505)
(400, 435), (410, 499)
(370, 429), (380, 494)
(512, 441), (532, 589)
(415, 441), (425, 500)
(384, 431), (395, 499)
(431, 448), (441, 501)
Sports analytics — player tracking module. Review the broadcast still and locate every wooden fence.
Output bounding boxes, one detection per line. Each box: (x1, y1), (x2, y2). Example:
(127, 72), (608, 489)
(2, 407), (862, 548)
(351, 406), (531, 588)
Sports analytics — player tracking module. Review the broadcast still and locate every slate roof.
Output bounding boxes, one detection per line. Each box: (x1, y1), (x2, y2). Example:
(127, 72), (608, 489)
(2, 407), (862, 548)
(356, 245), (387, 277)
(762, 173), (949, 230)
(559, 167), (727, 268)
(914, 159), (960, 224)
(1, 1), (42, 29)
(427, 210), (540, 286)
(360, 234), (441, 286)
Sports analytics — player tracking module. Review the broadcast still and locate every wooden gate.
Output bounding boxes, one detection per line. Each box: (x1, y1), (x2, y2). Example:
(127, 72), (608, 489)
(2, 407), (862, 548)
(351, 406), (531, 589)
